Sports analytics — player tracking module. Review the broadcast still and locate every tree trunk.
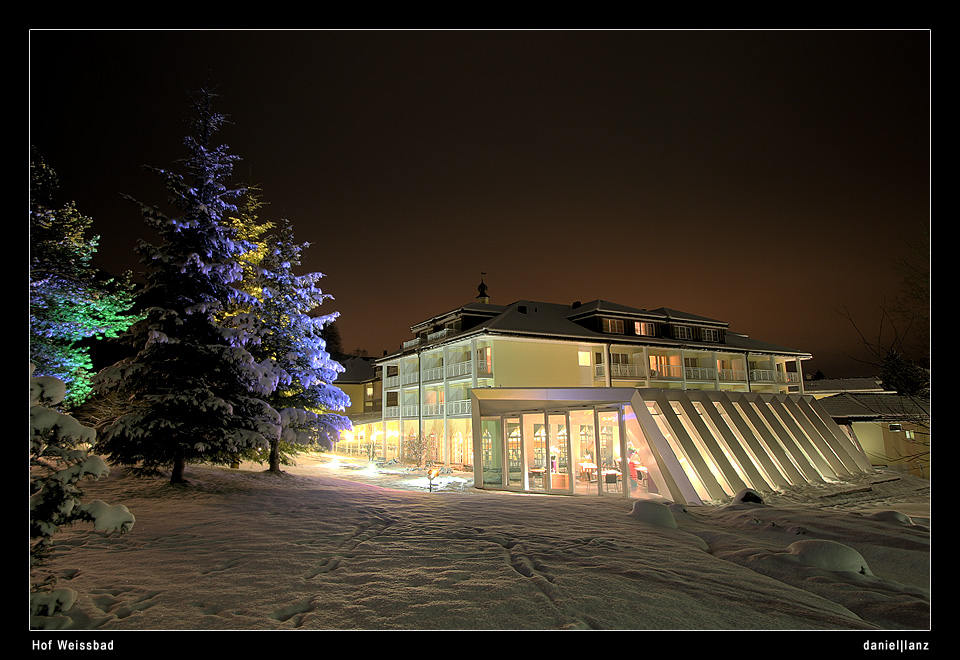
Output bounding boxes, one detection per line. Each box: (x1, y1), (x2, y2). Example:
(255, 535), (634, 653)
(171, 455), (186, 484)
(268, 441), (280, 473)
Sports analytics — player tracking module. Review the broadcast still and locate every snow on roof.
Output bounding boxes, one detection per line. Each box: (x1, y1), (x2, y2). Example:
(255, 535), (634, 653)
(393, 298), (810, 359)
(817, 392), (930, 421)
(336, 355), (377, 383)
(803, 378), (887, 394)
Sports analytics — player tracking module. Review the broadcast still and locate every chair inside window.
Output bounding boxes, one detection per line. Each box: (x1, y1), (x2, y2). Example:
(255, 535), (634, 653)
(604, 472), (621, 491)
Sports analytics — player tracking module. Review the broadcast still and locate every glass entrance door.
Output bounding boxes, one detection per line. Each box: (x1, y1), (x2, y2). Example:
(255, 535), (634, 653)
(597, 409), (623, 494)
(505, 417), (523, 489)
(480, 419), (502, 487)
(570, 409), (597, 494)
(547, 413), (571, 492)
(522, 413), (547, 491)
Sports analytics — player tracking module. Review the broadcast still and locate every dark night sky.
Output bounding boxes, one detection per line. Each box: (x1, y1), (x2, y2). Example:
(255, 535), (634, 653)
(28, 29), (930, 378)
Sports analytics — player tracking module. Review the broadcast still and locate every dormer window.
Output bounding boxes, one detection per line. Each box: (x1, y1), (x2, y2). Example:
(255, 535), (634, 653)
(702, 328), (721, 342)
(674, 325), (693, 340)
(602, 318), (625, 334)
(635, 321), (656, 336)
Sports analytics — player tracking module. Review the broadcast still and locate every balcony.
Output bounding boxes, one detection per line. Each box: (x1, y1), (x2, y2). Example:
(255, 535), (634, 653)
(384, 375), (400, 389)
(403, 338), (421, 350)
(446, 359), (473, 379)
(718, 369), (747, 382)
(422, 403), (444, 417)
(750, 369), (777, 383)
(446, 399), (473, 416)
(427, 328), (459, 342)
(684, 367), (716, 381)
(649, 365), (682, 379)
(422, 366), (444, 382)
(591, 360), (796, 385)
(600, 363), (646, 379)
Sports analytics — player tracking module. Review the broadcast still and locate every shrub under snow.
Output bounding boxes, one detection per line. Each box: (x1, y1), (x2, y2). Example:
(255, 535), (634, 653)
(30, 364), (135, 628)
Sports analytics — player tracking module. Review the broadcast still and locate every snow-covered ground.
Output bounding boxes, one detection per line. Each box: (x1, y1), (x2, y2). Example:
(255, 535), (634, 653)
(32, 451), (930, 635)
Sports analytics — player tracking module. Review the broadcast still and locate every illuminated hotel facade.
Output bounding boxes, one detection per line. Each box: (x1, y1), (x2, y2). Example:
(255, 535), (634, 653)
(338, 284), (874, 503)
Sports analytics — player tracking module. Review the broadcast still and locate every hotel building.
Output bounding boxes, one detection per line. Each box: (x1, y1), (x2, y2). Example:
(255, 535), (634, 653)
(338, 283), (873, 503)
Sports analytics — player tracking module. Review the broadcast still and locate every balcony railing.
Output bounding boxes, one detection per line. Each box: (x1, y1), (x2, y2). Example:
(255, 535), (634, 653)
(610, 363), (646, 379)
(384, 406), (400, 418)
(592, 363), (793, 384)
(684, 367), (716, 381)
(446, 359), (473, 378)
(427, 328), (458, 342)
(422, 366), (444, 382)
(384, 375), (400, 388)
(403, 338), (421, 350)
(649, 365), (683, 379)
(596, 363), (681, 379)
(446, 399), (472, 416)
(402, 405), (419, 417)
(718, 369), (747, 382)
(422, 403), (444, 417)
(401, 372), (419, 385)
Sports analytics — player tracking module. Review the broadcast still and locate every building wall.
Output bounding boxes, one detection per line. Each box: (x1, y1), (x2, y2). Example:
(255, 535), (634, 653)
(492, 338), (584, 388)
(850, 421), (930, 478)
(339, 382), (365, 415)
(343, 332), (808, 468)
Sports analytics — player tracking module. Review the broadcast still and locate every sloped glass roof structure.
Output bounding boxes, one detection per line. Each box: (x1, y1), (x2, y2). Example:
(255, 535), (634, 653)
(471, 388), (874, 504)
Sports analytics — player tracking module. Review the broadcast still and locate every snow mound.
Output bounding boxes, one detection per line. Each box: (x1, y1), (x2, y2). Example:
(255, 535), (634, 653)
(79, 500), (136, 533)
(31, 588), (78, 629)
(732, 488), (765, 504)
(786, 539), (873, 575)
(865, 510), (914, 525)
(628, 500), (677, 528)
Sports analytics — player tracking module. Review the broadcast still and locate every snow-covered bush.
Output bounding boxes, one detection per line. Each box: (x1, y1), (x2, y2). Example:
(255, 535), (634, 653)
(30, 364), (135, 624)
(628, 500), (678, 528)
(786, 539), (873, 576)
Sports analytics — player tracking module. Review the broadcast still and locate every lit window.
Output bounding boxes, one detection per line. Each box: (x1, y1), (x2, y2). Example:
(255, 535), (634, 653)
(602, 318), (625, 334)
(578, 350), (591, 366)
(635, 321), (656, 336)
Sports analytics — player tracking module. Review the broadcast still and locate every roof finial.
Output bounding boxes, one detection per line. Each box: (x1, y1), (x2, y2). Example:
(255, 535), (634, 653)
(477, 272), (489, 304)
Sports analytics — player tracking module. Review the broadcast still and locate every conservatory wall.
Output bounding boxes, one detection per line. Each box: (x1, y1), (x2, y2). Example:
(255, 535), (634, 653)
(471, 388), (874, 505)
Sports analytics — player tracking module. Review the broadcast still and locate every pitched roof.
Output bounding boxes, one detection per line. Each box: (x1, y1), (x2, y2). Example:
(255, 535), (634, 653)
(816, 392), (930, 421)
(390, 298), (810, 359)
(803, 377), (887, 394)
(336, 355), (377, 383)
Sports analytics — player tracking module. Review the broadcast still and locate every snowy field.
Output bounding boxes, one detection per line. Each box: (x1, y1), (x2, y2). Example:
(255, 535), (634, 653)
(32, 451), (931, 638)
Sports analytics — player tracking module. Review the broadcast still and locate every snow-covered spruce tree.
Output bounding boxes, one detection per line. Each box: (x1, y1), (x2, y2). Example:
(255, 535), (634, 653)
(30, 148), (141, 408)
(222, 182), (274, 304)
(243, 218), (351, 472)
(30, 365), (134, 626)
(93, 89), (280, 484)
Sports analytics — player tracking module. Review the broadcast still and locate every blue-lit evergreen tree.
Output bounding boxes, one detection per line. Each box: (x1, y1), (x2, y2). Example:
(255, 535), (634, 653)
(245, 218), (351, 472)
(94, 90), (281, 484)
(29, 149), (140, 407)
